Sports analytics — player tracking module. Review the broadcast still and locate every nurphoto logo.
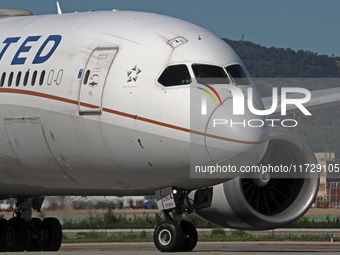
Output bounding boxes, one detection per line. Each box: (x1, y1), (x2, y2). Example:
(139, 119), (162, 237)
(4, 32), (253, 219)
(198, 84), (312, 128)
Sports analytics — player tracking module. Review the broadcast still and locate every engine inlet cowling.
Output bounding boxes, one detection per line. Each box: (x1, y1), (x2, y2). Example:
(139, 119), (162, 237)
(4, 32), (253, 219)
(196, 126), (319, 230)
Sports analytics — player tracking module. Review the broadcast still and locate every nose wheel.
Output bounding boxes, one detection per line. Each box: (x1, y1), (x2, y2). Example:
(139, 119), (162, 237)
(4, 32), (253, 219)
(180, 220), (198, 251)
(154, 221), (184, 252)
(153, 187), (203, 252)
(154, 220), (197, 252)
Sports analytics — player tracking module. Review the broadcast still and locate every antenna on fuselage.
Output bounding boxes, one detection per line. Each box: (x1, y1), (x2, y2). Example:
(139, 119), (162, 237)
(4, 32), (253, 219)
(56, 1), (63, 15)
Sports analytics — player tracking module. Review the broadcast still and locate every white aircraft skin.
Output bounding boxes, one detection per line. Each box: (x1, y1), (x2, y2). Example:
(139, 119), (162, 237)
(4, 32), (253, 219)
(0, 10), (268, 197)
(0, 8), (335, 252)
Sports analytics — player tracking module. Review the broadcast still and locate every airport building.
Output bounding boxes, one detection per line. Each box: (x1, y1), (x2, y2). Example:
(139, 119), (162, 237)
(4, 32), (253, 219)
(315, 152), (340, 208)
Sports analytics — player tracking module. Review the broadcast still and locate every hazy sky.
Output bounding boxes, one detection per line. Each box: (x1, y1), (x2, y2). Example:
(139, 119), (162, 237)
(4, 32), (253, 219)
(2, 0), (340, 56)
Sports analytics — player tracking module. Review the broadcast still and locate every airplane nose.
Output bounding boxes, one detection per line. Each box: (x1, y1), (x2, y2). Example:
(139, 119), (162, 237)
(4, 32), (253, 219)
(204, 97), (269, 168)
(190, 84), (269, 179)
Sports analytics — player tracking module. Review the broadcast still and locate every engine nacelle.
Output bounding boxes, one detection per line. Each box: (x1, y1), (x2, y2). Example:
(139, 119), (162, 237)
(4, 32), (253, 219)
(196, 126), (319, 230)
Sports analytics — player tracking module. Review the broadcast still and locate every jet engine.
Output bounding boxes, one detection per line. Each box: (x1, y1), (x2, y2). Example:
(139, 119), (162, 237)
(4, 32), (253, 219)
(196, 126), (319, 230)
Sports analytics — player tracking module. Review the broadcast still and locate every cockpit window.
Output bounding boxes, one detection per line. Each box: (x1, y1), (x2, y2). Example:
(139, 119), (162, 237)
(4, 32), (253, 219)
(225, 64), (251, 85)
(192, 64), (230, 84)
(158, 64), (191, 86)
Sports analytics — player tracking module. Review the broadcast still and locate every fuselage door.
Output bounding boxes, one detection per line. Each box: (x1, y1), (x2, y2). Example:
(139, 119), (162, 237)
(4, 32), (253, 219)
(79, 48), (118, 115)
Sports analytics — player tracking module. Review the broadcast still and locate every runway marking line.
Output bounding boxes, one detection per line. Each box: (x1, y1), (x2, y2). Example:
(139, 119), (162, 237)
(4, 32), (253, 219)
(257, 243), (340, 246)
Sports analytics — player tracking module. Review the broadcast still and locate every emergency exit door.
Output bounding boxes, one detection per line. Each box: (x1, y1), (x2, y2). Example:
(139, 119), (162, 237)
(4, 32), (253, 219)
(79, 48), (118, 115)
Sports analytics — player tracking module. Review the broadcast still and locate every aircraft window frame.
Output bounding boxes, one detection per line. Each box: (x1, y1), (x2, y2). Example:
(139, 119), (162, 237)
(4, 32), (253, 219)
(0, 73), (5, 87)
(47, 70), (54, 85)
(8, 72), (13, 87)
(225, 64), (251, 85)
(83, 70), (90, 85)
(56, 69), (63, 85)
(31, 71), (37, 86)
(0, 70), (61, 87)
(39, 70), (46, 85)
(192, 64), (230, 84)
(24, 71), (29, 86)
(16, 71), (22, 87)
(158, 64), (191, 87)
(0, 69), (64, 88)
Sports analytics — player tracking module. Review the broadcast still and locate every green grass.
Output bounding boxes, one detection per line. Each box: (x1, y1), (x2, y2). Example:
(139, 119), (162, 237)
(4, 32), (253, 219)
(60, 210), (340, 243)
(205, 229), (335, 242)
(63, 230), (151, 243)
(62, 229), (339, 243)
(287, 215), (340, 228)
(61, 209), (217, 229)
(61, 209), (340, 229)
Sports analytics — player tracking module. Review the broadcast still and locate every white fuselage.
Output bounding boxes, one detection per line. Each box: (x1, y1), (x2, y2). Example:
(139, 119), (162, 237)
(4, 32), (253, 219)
(0, 11), (268, 197)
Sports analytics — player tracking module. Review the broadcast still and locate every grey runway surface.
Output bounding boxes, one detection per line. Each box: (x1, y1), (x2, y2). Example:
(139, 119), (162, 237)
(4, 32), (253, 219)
(10, 242), (340, 255)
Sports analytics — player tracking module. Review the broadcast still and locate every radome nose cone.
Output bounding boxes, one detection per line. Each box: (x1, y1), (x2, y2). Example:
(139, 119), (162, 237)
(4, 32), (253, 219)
(205, 98), (269, 166)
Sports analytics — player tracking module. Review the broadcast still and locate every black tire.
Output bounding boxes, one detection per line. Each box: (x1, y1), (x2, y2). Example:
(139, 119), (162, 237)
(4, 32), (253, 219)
(153, 221), (184, 252)
(40, 217), (62, 251)
(180, 220), (198, 251)
(0, 218), (7, 252)
(30, 217), (42, 229)
(4, 217), (28, 252)
(26, 218), (42, 252)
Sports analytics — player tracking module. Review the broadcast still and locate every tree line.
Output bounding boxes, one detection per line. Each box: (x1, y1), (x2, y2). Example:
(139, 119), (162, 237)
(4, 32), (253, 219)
(224, 38), (340, 156)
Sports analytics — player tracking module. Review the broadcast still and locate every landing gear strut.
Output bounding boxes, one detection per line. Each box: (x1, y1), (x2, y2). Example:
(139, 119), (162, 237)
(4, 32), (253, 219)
(0, 197), (62, 252)
(154, 187), (210, 252)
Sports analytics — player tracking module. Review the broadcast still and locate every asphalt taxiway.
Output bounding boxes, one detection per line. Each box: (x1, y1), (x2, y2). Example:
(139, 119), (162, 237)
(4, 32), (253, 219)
(7, 242), (340, 255)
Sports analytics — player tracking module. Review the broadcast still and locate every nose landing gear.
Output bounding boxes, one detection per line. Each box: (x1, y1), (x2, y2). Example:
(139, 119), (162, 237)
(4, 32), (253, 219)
(154, 218), (198, 252)
(153, 187), (211, 252)
(154, 220), (185, 252)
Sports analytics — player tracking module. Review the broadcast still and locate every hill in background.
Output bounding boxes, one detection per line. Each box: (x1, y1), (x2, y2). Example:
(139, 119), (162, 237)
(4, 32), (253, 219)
(224, 39), (340, 78)
(223, 39), (340, 155)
